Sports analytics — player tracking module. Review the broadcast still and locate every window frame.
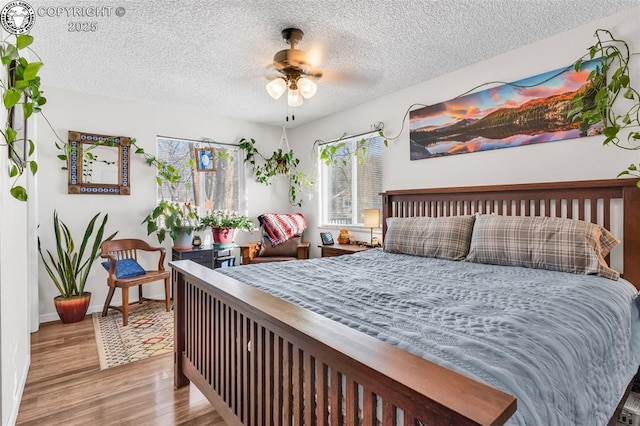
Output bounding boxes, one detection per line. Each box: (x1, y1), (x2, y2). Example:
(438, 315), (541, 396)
(317, 132), (383, 228)
(155, 136), (246, 215)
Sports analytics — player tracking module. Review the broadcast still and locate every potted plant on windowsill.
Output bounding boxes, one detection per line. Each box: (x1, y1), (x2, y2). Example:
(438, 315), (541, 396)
(199, 210), (254, 244)
(142, 201), (200, 249)
(38, 211), (117, 323)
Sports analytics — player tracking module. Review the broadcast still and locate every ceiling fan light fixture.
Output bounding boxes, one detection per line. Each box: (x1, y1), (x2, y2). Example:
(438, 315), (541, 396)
(266, 77), (287, 99)
(287, 88), (304, 107)
(297, 77), (317, 99)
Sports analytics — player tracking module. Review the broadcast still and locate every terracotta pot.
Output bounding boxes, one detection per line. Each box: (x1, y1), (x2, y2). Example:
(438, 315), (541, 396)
(54, 292), (91, 324)
(212, 227), (235, 244)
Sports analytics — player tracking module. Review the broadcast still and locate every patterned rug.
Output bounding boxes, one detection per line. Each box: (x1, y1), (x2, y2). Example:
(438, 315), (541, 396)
(92, 302), (173, 370)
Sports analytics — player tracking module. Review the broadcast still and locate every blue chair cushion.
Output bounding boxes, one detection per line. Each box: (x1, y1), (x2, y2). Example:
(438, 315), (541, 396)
(101, 258), (146, 279)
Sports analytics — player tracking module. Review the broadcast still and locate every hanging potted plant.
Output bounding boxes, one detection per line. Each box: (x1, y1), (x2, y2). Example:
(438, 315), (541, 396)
(142, 200), (200, 249)
(238, 137), (315, 207)
(199, 210), (254, 244)
(38, 211), (117, 323)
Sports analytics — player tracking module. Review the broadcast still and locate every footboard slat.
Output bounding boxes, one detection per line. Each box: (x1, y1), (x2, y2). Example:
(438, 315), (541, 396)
(346, 379), (358, 425)
(383, 401), (396, 426)
(283, 340), (292, 426)
(242, 315), (249, 423)
(172, 262), (517, 426)
(363, 391), (375, 426)
(304, 353), (315, 426)
(317, 362), (328, 426)
(263, 328), (272, 426)
(330, 369), (342, 426)
(251, 321), (259, 426)
(274, 335), (282, 425)
(293, 345), (304, 424)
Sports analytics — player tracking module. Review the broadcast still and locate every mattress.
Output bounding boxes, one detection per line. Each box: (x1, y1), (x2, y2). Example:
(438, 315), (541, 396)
(218, 248), (640, 425)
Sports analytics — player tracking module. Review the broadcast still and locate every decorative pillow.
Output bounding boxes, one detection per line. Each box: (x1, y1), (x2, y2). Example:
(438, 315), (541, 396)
(259, 234), (302, 258)
(466, 215), (620, 280)
(101, 258), (146, 279)
(599, 228), (619, 258)
(384, 216), (476, 261)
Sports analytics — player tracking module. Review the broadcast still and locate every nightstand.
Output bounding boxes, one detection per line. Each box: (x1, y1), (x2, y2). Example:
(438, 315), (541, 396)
(319, 244), (371, 258)
(172, 244), (237, 269)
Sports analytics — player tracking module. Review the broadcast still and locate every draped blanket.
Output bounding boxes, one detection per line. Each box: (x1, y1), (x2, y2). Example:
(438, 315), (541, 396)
(258, 213), (307, 246)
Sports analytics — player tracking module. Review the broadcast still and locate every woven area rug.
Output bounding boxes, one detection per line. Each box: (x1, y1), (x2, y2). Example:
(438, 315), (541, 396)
(92, 302), (173, 370)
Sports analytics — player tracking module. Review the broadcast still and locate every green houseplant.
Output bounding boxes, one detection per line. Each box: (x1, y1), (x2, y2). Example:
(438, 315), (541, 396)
(142, 200), (200, 248)
(568, 29), (640, 184)
(38, 211), (117, 323)
(238, 137), (314, 207)
(199, 210), (254, 244)
(1, 34), (46, 201)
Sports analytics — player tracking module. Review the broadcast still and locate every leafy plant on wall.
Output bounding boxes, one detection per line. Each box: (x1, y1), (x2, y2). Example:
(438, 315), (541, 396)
(55, 137), (185, 187)
(1, 34), (45, 201)
(569, 29), (640, 184)
(316, 122), (387, 167)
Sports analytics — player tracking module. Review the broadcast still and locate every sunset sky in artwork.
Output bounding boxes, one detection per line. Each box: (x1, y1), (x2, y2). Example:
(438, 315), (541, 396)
(409, 60), (601, 131)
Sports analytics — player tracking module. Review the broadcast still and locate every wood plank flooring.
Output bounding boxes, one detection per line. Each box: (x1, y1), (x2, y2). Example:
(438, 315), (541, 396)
(16, 316), (227, 425)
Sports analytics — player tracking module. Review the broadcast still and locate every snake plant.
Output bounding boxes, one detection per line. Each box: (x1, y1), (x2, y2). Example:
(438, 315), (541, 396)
(38, 211), (117, 298)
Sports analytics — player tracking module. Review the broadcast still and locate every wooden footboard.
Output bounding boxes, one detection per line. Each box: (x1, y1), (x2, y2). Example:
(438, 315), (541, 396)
(172, 260), (516, 426)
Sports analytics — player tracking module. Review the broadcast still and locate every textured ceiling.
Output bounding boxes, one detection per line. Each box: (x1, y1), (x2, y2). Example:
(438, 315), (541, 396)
(29, 0), (638, 127)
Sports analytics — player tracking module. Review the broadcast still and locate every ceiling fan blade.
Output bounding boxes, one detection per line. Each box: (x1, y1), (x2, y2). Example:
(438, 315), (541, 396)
(317, 69), (371, 85)
(306, 68), (323, 79)
(264, 65), (285, 81)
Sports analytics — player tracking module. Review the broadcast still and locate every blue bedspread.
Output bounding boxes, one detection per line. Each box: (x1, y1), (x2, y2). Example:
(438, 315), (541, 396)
(218, 249), (640, 425)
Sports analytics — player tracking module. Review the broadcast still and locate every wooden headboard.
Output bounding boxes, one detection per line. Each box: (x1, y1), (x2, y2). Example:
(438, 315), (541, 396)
(382, 178), (640, 289)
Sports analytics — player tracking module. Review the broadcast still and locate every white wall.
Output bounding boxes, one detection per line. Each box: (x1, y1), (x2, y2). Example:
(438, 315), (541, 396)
(0, 67), (32, 426)
(36, 87), (285, 322)
(291, 7), (640, 258)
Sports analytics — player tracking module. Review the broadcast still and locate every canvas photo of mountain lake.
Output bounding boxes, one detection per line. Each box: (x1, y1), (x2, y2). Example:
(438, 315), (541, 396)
(409, 60), (603, 160)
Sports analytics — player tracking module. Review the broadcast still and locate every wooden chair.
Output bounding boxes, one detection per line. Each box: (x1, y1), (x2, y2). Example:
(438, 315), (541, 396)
(100, 239), (171, 326)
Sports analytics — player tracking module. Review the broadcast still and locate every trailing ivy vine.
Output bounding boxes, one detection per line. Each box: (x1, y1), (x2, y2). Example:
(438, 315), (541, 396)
(55, 137), (184, 187)
(1, 33), (45, 201)
(316, 123), (387, 167)
(568, 29), (640, 183)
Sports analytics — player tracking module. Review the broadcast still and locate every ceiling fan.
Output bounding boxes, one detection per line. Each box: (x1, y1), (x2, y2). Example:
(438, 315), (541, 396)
(265, 28), (323, 109)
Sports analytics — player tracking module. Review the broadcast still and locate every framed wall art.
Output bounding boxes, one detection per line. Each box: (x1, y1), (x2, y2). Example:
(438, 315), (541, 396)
(195, 147), (216, 172)
(409, 59), (604, 160)
(67, 131), (131, 195)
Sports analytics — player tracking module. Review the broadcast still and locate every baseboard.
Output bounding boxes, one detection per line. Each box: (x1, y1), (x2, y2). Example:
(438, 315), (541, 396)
(6, 353), (30, 426)
(38, 292), (166, 324)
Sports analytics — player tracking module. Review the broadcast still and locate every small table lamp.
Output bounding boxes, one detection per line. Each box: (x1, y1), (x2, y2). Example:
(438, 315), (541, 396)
(364, 209), (380, 246)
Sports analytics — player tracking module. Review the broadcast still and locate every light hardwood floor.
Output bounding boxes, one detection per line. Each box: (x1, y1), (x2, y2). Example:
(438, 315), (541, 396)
(16, 316), (227, 425)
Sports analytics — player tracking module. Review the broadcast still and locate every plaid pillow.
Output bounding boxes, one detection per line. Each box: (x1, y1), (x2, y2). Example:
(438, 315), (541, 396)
(599, 228), (619, 257)
(384, 216), (475, 260)
(466, 215), (620, 280)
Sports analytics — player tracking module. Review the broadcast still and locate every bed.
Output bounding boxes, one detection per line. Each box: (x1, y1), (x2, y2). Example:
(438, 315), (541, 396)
(171, 178), (640, 425)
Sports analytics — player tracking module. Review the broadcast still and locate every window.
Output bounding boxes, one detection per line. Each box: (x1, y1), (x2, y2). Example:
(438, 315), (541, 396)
(156, 137), (244, 213)
(319, 133), (383, 226)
